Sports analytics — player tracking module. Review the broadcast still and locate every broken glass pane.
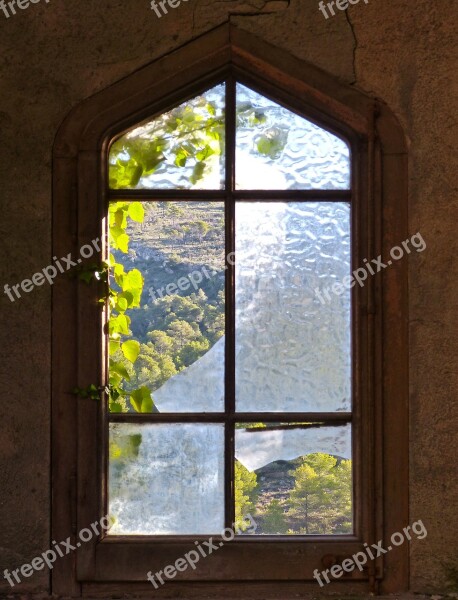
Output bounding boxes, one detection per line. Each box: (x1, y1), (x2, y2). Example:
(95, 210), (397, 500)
(235, 423), (352, 535)
(109, 201), (225, 413)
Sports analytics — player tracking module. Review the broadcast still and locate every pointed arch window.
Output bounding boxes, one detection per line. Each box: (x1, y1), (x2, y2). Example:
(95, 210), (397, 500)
(106, 80), (353, 539)
(52, 26), (408, 596)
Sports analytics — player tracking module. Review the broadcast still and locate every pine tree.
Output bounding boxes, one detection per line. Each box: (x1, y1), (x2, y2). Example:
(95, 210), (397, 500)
(262, 499), (288, 534)
(234, 460), (258, 532)
(288, 453), (352, 534)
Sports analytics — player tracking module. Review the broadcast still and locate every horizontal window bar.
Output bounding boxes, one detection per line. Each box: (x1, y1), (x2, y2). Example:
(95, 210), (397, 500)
(233, 190), (351, 200)
(108, 189), (227, 200)
(102, 533), (360, 543)
(108, 412), (352, 423)
(107, 189), (351, 202)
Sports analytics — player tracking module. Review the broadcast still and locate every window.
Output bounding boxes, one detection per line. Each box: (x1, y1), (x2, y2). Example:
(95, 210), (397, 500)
(106, 81), (354, 539)
(52, 24), (408, 596)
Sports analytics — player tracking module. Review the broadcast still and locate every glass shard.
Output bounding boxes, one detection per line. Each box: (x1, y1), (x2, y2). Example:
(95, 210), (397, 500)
(235, 423), (352, 535)
(108, 201), (225, 413)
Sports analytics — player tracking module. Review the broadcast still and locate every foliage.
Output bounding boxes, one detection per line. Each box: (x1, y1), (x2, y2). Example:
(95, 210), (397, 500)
(78, 89), (304, 525)
(107, 201), (155, 413)
(261, 499), (288, 534)
(235, 460), (259, 532)
(288, 453), (352, 534)
(108, 97), (224, 189)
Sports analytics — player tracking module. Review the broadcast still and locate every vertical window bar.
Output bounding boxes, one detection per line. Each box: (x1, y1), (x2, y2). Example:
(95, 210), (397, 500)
(224, 77), (236, 529)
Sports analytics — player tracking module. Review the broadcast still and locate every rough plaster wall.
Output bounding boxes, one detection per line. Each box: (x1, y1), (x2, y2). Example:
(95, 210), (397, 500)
(345, 0), (458, 592)
(0, 0), (456, 595)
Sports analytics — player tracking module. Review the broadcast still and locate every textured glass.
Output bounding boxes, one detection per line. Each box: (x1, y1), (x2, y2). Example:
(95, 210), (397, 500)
(109, 84), (225, 190)
(235, 423), (352, 535)
(236, 202), (351, 412)
(236, 84), (350, 190)
(109, 201), (225, 413)
(109, 423), (225, 535)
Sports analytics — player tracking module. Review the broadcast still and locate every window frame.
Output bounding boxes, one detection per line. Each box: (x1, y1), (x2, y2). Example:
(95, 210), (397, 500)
(52, 24), (408, 597)
(107, 75), (354, 538)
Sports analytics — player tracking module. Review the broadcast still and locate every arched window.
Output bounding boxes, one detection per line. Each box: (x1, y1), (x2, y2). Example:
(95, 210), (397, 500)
(53, 25), (408, 596)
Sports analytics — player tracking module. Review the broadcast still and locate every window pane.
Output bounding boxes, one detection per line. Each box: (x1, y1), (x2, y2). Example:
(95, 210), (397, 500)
(109, 84), (225, 190)
(109, 201), (225, 413)
(236, 202), (351, 413)
(108, 423), (225, 535)
(235, 423), (352, 535)
(236, 84), (350, 190)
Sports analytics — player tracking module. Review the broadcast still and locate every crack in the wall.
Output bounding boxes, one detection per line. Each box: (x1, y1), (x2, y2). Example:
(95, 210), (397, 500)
(192, 0), (290, 34)
(344, 8), (358, 85)
(228, 0), (290, 16)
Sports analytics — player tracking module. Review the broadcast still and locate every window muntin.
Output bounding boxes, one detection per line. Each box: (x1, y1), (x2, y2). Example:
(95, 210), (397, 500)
(107, 80), (352, 537)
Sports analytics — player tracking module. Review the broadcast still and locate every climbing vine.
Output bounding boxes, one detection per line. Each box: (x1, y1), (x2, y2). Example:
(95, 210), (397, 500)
(74, 90), (287, 414)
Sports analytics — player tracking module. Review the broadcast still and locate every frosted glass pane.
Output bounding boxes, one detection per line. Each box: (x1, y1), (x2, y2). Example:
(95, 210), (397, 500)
(109, 84), (225, 190)
(235, 423), (352, 535)
(236, 84), (350, 190)
(109, 423), (225, 535)
(236, 202), (351, 412)
(109, 201), (225, 413)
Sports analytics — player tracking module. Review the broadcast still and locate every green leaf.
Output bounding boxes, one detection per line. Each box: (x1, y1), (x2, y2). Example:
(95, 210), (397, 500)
(118, 291), (134, 307)
(130, 164), (143, 187)
(109, 337), (121, 354)
(116, 297), (128, 312)
(130, 386), (154, 413)
(114, 209), (127, 228)
(128, 202), (145, 223)
(109, 402), (123, 413)
(123, 269), (143, 306)
(256, 136), (274, 157)
(190, 161), (205, 185)
(109, 314), (130, 336)
(109, 372), (122, 387)
(125, 269), (143, 289)
(116, 234), (129, 253)
(78, 270), (94, 284)
(113, 262), (125, 277)
(121, 340), (140, 363)
(110, 361), (131, 380)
